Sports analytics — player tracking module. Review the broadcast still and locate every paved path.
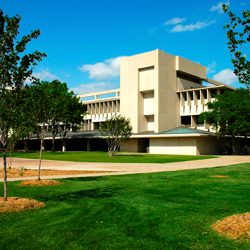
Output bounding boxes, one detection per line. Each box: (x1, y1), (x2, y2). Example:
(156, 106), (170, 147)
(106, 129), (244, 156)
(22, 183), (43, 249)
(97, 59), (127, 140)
(1, 155), (249, 181)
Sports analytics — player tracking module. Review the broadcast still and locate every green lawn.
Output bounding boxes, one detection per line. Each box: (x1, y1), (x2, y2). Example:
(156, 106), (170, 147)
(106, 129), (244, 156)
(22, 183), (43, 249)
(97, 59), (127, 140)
(0, 163), (250, 249)
(7, 151), (215, 163)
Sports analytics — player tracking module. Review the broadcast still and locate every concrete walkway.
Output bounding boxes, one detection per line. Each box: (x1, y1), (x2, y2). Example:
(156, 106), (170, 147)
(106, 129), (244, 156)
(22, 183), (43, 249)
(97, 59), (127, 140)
(1, 155), (249, 181)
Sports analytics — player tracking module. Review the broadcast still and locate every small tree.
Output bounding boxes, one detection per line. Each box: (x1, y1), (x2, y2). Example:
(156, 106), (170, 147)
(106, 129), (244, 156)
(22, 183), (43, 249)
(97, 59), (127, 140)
(100, 115), (133, 157)
(222, 4), (250, 89)
(0, 10), (46, 199)
(200, 89), (250, 154)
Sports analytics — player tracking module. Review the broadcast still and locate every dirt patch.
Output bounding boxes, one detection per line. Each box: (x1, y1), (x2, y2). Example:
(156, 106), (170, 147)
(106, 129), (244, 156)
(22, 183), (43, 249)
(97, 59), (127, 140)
(0, 168), (114, 178)
(212, 212), (250, 240)
(0, 197), (44, 213)
(210, 175), (229, 178)
(20, 179), (61, 186)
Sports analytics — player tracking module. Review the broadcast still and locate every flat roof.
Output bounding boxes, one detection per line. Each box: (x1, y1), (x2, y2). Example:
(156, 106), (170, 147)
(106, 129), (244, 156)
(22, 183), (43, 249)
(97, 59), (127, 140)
(132, 127), (215, 138)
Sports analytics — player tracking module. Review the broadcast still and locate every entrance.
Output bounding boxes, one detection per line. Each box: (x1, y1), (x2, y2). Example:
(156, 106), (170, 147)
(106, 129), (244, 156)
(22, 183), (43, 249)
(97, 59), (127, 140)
(138, 138), (149, 153)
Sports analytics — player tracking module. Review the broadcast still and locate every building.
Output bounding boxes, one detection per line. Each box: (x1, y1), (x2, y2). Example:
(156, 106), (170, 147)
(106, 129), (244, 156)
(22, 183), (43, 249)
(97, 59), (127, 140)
(78, 49), (238, 155)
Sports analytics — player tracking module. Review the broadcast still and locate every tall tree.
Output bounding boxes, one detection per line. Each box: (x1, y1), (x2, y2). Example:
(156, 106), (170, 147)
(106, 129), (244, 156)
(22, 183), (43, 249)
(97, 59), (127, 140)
(57, 93), (86, 152)
(200, 89), (250, 154)
(223, 4), (250, 89)
(26, 82), (50, 180)
(100, 115), (133, 157)
(44, 80), (86, 152)
(0, 10), (46, 200)
(26, 81), (85, 179)
(0, 89), (21, 196)
(9, 87), (37, 153)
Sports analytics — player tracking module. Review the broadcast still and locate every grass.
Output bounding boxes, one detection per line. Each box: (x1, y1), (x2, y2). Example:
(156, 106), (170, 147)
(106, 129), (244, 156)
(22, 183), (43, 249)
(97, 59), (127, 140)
(0, 163), (250, 249)
(6, 151), (215, 163)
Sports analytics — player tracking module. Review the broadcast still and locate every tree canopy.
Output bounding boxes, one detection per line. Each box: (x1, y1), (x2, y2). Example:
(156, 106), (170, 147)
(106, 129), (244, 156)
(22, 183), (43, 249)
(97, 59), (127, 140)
(223, 4), (250, 89)
(200, 89), (250, 154)
(100, 115), (133, 157)
(0, 10), (46, 89)
(35, 80), (86, 152)
(201, 5), (250, 155)
(0, 9), (46, 199)
(24, 80), (86, 179)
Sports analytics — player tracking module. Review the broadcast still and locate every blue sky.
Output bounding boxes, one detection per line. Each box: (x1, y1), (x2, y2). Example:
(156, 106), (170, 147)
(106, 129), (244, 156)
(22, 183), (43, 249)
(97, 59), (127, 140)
(1, 0), (248, 93)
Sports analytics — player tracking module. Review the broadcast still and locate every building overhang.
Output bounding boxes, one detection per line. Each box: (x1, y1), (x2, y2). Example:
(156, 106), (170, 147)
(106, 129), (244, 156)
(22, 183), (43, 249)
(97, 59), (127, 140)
(131, 133), (215, 139)
(176, 84), (234, 93)
(131, 127), (216, 138)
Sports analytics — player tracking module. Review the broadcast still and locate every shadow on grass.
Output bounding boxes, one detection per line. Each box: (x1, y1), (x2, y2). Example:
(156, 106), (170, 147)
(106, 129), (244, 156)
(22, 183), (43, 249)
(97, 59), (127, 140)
(113, 154), (144, 158)
(65, 177), (106, 182)
(40, 186), (122, 202)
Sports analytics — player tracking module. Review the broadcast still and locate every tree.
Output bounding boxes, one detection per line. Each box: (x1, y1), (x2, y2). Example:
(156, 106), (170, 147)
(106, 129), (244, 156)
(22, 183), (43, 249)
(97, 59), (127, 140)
(48, 80), (69, 152)
(222, 4), (250, 89)
(57, 93), (86, 152)
(26, 82), (51, 180)
(45, 80), (86, 152)
(0, 89), (21, 195)
(25, 81), (85, 179)
(200, 89), (250, 154)
(9, 87), (37, 153)
(100, 115), (133, 157)
(0, 10), (46, 200)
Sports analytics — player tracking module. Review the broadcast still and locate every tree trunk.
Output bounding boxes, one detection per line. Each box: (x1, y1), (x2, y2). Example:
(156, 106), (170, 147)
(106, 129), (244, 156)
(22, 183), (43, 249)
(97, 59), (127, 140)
(38, 130), (44, 181)
(62, 140), (66, 152)
(24, 139), (28, 152)
(232, 137), (236, 155)
(3, 145), (8, 201)
(52, 135), (55, 152)
(244, 135), (248, 154)
(108, 150), (113, 157)
(8, 149), (12, 169)
(108, 144), (114, 157)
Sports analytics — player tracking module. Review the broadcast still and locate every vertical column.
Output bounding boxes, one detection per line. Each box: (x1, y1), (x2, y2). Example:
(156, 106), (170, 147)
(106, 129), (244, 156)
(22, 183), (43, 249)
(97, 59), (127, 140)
(91, 120), (94, 130)
(117, 101), (120, 112)
(88, 120), (90, 131)
(193, 91), (197, 105)
(191, 115), (197, 128)
(111, 101), (114, 114)
(207, 89), (211, 102)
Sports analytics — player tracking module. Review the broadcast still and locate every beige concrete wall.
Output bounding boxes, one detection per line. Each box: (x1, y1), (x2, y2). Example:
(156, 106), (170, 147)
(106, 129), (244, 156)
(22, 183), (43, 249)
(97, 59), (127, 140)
(120, 50), (159, 133)
(120, 50), (181, 134)
(143, 92), (154, 116)
(149, 137), (197, 155)
(146, 115), (154, 131)
(120, 139), (139, 152)
(176, 56), (206, 79)
(120, 56), (139, 133)
(139, 66), (155, 92)
(157, 50), (179, 132)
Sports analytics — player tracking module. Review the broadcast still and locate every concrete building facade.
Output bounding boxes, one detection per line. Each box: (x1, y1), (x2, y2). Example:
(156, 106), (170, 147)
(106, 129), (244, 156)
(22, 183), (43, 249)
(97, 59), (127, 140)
(79, 49), (236, 155)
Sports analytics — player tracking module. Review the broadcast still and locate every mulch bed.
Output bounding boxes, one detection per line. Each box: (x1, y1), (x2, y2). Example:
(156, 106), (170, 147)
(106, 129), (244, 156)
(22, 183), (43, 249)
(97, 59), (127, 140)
(212, 212), (250, 240)
(20, 179), (61, 186)
(0, 197), (44, 213)
(0, 168), (113, 178)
